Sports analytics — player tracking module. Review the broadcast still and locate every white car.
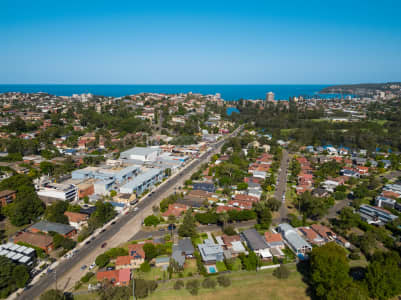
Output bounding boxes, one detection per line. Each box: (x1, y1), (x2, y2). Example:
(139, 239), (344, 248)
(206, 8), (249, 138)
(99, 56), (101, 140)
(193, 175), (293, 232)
(89, 263), (96, 270)
(133, 207), (139, 212)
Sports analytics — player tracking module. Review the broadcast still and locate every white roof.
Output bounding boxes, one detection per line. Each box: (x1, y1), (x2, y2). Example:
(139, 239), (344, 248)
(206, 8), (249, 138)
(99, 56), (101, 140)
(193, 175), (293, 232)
(259, 249), (272, 258)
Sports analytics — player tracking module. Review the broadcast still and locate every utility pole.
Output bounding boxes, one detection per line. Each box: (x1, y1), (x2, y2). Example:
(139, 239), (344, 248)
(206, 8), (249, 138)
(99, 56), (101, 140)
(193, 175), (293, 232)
(54, 269), (58, 293)
(132, 272), (136, 300)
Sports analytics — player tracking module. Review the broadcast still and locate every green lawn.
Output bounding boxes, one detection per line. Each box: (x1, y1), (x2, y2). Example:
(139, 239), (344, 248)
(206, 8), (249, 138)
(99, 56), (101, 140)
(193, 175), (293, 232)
(147, 265), (309, 300)
(74, 265), (309, 300)
(216, 261), (227, 272)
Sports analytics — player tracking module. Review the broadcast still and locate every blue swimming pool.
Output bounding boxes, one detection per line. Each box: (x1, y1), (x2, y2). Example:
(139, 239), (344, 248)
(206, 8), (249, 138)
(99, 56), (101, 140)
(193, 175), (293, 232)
(208, 266), (217, 273)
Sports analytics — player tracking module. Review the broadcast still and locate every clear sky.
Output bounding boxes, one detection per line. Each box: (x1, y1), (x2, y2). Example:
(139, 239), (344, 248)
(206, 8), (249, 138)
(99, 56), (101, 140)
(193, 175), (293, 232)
(1, 0), (401, 84)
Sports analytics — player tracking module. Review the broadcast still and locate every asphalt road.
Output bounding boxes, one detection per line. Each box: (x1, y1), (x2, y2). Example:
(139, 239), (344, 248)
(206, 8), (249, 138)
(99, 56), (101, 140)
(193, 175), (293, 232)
(130, 220), (257, 241)
(274, 149), (290, 224)
(19, 127), (242, 300)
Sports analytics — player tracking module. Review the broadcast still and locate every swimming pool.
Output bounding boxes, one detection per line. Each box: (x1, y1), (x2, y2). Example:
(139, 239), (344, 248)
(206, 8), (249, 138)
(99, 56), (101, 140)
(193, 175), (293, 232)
(208, 266), (217, 273)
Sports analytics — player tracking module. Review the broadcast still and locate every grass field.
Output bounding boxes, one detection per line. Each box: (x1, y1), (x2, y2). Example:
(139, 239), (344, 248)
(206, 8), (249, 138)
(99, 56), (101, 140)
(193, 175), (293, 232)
(146, 265), (309, 300)
(75, 265), (309, 300)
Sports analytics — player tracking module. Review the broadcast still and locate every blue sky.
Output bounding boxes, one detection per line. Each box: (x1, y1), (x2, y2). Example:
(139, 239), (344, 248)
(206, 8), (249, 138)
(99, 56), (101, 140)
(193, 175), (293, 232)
(1, 0), (401, 84)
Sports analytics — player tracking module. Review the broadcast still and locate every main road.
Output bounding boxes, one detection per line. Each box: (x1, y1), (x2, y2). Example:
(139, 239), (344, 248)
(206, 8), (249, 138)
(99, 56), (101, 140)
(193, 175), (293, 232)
(18, 126), (242, 300)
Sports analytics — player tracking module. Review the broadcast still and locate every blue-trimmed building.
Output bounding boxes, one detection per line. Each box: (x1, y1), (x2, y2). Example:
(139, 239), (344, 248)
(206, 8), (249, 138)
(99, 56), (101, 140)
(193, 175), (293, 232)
(119, 168), (163, 195)
(72, 165), (140, 184)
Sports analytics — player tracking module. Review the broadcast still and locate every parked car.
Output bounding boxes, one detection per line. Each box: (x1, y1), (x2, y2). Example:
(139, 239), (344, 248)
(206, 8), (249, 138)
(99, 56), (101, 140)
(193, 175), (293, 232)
(81, 265), (87, 270)
(101, 242), (107, 248)
(106, 266), (115, 271)
(89, 263), (96, 270)
(167, 224), (176, 231)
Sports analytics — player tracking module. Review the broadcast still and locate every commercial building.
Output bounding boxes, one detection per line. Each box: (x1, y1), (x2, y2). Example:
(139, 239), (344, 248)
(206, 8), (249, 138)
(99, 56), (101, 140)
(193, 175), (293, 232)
(119, 168), (163, 195)
(358, 204), (398, 224)
(37, 182), (78, 203)
(120, 147), (160, 162)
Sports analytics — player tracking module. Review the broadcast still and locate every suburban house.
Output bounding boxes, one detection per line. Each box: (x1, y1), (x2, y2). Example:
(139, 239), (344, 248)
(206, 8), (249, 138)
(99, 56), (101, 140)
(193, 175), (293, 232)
(127, 244), (146, 267)
(298, 227), (325, 246)
(198, 239), (224, 264)
(115, 255), (144, 270)
(64, 211), (88, 229)
(161, 203), (188, 219)
(0, 190), (16, 206)
(217, 235), (246, 257)
(310, 224), (336, 243)
(241, 228), (272, 260)
(14, 232), (54, 254)
(96, 268), (131, 286)
(264, 231), (285, 249)
(177, 238), (195, 258)
(28, 221), (76, 238)
(277, 223), (312, 255)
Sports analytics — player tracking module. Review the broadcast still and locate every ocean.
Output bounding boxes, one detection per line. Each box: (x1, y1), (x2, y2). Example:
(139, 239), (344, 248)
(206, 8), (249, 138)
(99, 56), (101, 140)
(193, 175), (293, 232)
(0, 84), (345, 101)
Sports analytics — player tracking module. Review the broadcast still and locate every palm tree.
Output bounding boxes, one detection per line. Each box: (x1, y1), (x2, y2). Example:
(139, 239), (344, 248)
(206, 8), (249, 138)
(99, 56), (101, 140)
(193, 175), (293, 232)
(219, 212), (229, 229)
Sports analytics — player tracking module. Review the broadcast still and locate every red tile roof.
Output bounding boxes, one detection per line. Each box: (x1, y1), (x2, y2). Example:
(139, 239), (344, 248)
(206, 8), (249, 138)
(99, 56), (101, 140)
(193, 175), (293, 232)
(264, 232), (283, 243)
(116, 255), (132, 266)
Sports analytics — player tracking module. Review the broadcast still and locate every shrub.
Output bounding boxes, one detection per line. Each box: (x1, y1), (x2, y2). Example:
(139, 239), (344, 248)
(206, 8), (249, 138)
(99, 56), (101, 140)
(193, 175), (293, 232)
(81, 272), (94, 283)
(223, 225), (237, 236)
(174, 280), (184, 290)
(140, 261), (151, 272)
(349, 252), (361, 260)
(95, 253), (110, 268)
(217, 275), (231, 287)
(186, 279), (200, 295)
(273, 264), (290, 279)
(202, 277), (217, 289)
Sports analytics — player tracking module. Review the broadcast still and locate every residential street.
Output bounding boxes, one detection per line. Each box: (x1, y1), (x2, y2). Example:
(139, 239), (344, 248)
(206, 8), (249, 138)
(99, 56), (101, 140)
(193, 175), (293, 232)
(18, 127), (242, 300)
(130, 220), (257, 241)
(274, 149), (290, 225)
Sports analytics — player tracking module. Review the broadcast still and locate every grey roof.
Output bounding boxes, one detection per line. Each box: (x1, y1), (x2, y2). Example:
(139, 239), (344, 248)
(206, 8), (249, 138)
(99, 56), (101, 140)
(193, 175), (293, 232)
(30, 220), (75, 235)
(172, 245), (185, 266)
(119, 168), (162, 191)
(241, 228), (268, 251)
(277, 223), (312, 252)
(121, 147), (159, 157)
(178, 238), (195, 255)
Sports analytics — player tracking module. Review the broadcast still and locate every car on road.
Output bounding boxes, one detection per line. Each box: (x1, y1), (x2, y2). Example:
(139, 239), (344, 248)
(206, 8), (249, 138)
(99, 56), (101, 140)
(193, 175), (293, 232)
(111, 221), (116, 225)
(85, 240), (90, 245)
(167, 224), (176, 230)
(101, 242), (107, 248)
(133, 207), (139, 212)
(91, 236), (96, 241)
(100, 229), (106, 233)
(158, 228), (165, 231)
(81, 265), (87, 270)
(89, 263), (96, 270)
(125, 211), (129, 215)
(47, 268), (53, 274)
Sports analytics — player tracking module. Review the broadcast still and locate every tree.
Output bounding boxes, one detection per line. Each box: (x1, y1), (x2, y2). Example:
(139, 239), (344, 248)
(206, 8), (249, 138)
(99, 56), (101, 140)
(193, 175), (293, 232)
(254, 202), (272, 229)
(174, 280), (184, 290)
(365, 251), (401, 300)
(240, 250), (260, 271)
(273, 264), (290, 279)
(223, 225), (237, 236)
(40, 289), (65, 300)
(140, 261), (151, 272)
(338, 207), (360, 230)
(267, 197), (281, 211)
(144, 215), (160, 227)
(178, 210), (197, 237)
(202, 277), (217, 289)
(309, 243), (353, 300)
(44, 201), (69, 224)
(217, 275), (231, 287)
(143, 243), (158, 261)
(134, 279), (157, 298)
(186, 279), (200, 295)
(95, 253), (110, 268)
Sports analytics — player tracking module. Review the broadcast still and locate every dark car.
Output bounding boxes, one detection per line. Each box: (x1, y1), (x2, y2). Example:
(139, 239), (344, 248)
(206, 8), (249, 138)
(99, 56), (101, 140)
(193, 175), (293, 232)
(111, 221), (116, 225)
(85, 240), (90, 245)
(167, 224), (176, 231)
(101, 242), (107, 248)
